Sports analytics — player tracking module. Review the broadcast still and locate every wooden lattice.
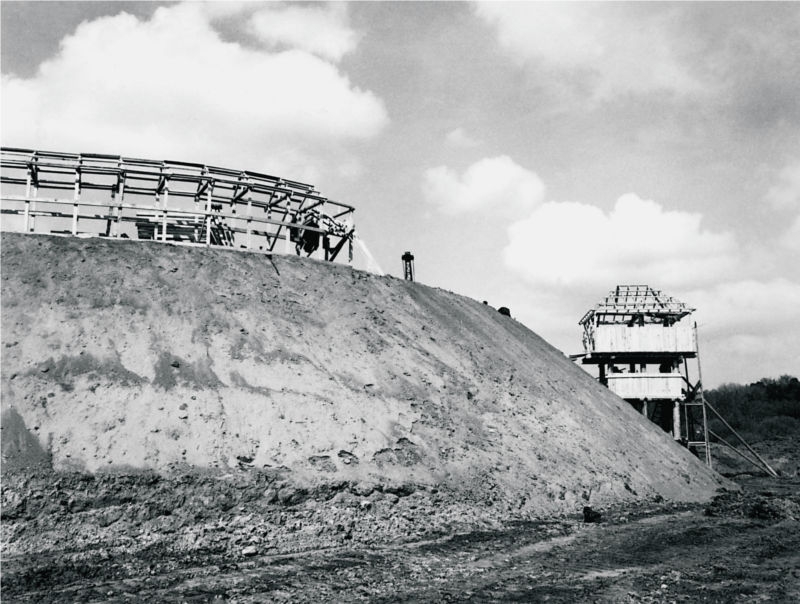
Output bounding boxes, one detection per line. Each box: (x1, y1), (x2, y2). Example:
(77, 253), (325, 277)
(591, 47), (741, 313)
(0, 147), (355, 262)
(579, 284), (694, 326)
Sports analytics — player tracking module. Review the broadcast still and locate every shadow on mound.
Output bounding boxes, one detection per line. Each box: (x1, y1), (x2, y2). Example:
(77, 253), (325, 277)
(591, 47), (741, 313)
(1, 407), (51, 473)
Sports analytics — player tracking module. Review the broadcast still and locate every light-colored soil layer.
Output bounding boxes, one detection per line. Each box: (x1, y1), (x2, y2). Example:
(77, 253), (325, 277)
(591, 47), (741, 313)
(1, 233), (724, 513)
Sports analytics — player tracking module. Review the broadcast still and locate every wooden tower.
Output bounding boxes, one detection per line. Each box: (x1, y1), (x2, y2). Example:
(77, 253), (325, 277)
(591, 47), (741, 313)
(576, 285), (711, 465)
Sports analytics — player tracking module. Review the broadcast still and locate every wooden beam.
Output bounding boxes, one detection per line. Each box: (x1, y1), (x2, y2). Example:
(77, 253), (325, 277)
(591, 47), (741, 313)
(704, 401), (778, 477)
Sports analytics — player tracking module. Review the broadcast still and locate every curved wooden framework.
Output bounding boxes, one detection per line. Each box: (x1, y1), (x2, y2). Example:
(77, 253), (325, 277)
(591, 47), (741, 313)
(0, 147), (355, 262)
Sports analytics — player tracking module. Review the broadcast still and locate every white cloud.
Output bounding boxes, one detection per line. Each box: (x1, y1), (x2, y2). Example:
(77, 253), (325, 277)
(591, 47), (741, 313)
(422, 156), (545, 215)
(686, 279), (800, 337)
(765, 160), (800, 209)
(0, 2), (387, 183)
(503, 193), (737, 289)
(248, 2), (358, 62)
(685, 279), (800, 384)
(475, 2), (704, 100)
(445, 127), (480, 148)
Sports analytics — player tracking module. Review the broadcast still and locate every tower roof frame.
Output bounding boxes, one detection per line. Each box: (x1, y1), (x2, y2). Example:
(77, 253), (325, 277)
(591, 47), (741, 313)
(579, 284), (694, 326)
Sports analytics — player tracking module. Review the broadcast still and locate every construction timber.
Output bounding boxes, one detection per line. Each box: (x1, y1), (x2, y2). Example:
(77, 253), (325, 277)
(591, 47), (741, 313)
(0, 147), (355, 262)
(576, 285), (712, 466)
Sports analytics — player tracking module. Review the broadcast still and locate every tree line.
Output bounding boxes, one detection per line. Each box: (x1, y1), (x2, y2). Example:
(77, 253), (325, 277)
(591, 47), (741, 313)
(705, 375), (800, 441)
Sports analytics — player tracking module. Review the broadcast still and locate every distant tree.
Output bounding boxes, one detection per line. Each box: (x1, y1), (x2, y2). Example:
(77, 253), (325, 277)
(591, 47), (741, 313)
(705, 375), (800, 440)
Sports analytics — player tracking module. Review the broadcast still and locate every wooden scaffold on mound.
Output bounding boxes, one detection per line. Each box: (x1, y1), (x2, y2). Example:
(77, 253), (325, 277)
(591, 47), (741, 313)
(0, 147), (356, 262)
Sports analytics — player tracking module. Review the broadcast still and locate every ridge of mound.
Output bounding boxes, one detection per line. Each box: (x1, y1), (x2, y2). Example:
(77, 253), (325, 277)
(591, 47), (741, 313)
(0, 233), (725, 514)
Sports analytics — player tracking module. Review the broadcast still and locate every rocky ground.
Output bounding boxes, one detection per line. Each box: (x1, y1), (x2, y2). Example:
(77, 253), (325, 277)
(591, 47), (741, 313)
(2, 436), (798, 603)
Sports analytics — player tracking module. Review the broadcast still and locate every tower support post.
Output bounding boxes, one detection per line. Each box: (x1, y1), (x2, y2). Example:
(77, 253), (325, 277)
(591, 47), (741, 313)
(402, 251), (415, 281)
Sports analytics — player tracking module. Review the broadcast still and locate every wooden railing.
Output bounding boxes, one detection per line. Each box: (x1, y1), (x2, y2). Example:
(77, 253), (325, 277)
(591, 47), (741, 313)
(0, 147), (355, 262)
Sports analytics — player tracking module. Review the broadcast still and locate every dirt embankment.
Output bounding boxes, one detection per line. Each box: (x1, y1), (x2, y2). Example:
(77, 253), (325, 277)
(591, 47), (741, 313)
(1, 233), (724, 510)
(0, 233), (747, 601)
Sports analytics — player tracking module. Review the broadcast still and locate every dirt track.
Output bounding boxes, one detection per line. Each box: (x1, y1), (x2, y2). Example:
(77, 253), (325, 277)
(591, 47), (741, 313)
(3, 438), (799, 603)
(2, 468), (798, 603)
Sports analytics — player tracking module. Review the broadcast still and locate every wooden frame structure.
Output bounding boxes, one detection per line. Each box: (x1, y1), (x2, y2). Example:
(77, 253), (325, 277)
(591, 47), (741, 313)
(0, 147), (355, 262)
(575, 285), (712, 465)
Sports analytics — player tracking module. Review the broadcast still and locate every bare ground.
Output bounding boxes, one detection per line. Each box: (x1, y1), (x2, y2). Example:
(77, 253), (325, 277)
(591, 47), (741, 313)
(2, 234), (796, 602)
(2, 437), (798, 603)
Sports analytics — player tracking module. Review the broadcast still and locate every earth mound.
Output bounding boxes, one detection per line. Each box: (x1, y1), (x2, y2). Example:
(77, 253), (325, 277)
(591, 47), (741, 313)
(1, 233), (724, 514)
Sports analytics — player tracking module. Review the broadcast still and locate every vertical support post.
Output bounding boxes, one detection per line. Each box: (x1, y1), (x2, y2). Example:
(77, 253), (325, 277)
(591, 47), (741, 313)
(23, 166), (32, 233)
(402, 251), (415, 281)
(681, 402), (689, 445)
(161, 187), (169, 242)
(160, 169), (169, 242)
(246, 194), (252, 250)
(598, 363), (607, 386)
(72, 165), (81, 235)
(193, 177), (202, 243)
(264, 188), (276, 251)
(694, 322), (712, 467)
(31, 181), (38, 232)
(672, 401), (681, 441)
(284, 208), (292, 254)
(642, 399), (648, 418)
(115, 173), (124, 238)
(108, 186), (116, 237)
(205, 180), (212, 247)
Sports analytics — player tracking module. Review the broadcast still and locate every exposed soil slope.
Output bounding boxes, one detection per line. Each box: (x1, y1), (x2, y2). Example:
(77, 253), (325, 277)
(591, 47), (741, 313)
(1, 233), (724, 513)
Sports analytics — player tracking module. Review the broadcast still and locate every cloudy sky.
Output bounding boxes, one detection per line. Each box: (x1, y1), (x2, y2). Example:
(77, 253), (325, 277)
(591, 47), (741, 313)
(2, 1), (799, 387)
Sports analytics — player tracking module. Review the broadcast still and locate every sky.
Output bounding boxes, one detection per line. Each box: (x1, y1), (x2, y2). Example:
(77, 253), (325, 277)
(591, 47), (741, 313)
(2, 1), (799, 387)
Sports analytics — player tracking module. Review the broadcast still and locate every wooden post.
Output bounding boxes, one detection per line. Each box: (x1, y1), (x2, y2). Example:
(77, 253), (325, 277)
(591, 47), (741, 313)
(284, 209), (292, 254)
(72, 165), (81, 235)
(246, 194), (252, 250)
(693, 323), (713, 467)
(205, 182), (212, 247)
(161, 186), (169, 242)
(23, 166), (31, 232)
(108, 186), (116, 237)
(115, 174), (124, 238)
(31, 180), (38, 232)
(193, 177), (202, 243)
(672, 401), (681, 440)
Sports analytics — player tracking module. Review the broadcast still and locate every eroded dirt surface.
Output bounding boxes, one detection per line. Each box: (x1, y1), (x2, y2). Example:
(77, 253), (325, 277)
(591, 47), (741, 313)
(1, 233), (723, 506)
(3, 470), (798, 603)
